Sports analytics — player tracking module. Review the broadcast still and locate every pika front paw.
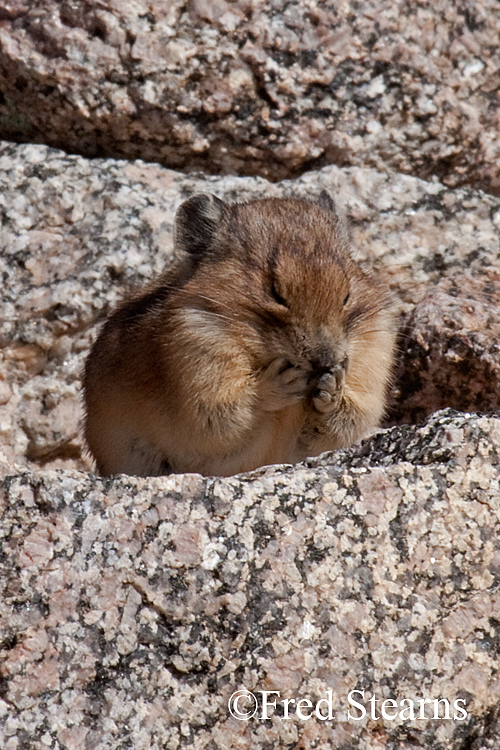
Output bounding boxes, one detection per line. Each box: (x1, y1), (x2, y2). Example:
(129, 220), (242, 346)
(312, 364), (346, 414)
(259, 357), (309, 412)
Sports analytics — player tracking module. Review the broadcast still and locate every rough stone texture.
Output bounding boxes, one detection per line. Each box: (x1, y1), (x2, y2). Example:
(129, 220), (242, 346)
(0, 1), (500, 193)
(2, 141), (500, 473)
(1, 409), (500, 749)
(389, 271), (500, 425)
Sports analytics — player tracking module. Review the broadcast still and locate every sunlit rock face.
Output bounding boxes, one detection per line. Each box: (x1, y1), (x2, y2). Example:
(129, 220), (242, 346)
(0, 1), (499, 192)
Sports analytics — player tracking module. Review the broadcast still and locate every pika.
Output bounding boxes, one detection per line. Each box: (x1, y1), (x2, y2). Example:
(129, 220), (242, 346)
(84, 192), (397, 477)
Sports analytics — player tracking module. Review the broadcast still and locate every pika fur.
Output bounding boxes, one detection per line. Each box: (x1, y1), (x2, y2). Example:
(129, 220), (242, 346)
(83, 192), (397, 477)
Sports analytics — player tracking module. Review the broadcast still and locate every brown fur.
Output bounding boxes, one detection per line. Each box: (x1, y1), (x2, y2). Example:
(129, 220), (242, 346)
(84, 194), (397, 477)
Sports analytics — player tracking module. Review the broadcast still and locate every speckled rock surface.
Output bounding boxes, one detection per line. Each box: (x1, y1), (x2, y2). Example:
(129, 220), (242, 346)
(389, 270), (500, 425)
(1, 409), (500, 749)
(2, 141), (500, 472)
(0, 1), (499, 192)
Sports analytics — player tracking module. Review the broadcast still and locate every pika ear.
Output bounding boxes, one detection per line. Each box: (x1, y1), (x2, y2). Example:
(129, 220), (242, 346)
(317, 190), (336, 213)
(174, 194), (226, 256)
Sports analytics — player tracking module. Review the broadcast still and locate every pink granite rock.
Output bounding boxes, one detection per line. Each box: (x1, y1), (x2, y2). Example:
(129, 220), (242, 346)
(389, 270), (500, 424)
(0, 0), (499, 191)
(1, 411), (500, 748)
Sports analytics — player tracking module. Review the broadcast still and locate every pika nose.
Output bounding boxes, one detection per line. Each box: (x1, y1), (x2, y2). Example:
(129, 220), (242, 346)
(310, 351), (348, 377)
(310, 349), (335, 375)
(311, 361), (332, 379)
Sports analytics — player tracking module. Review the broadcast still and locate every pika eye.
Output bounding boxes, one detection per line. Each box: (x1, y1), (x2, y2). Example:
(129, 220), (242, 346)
(271, 283), (288, 307)
(343, 292), (350, 306)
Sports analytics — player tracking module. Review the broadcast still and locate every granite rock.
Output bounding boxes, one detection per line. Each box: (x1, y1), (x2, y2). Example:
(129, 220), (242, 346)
(0, 1), (499, 192)
(389, 270), (500, 425)
(1, 409), (500, 749)
(1, 141), (500, 471)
